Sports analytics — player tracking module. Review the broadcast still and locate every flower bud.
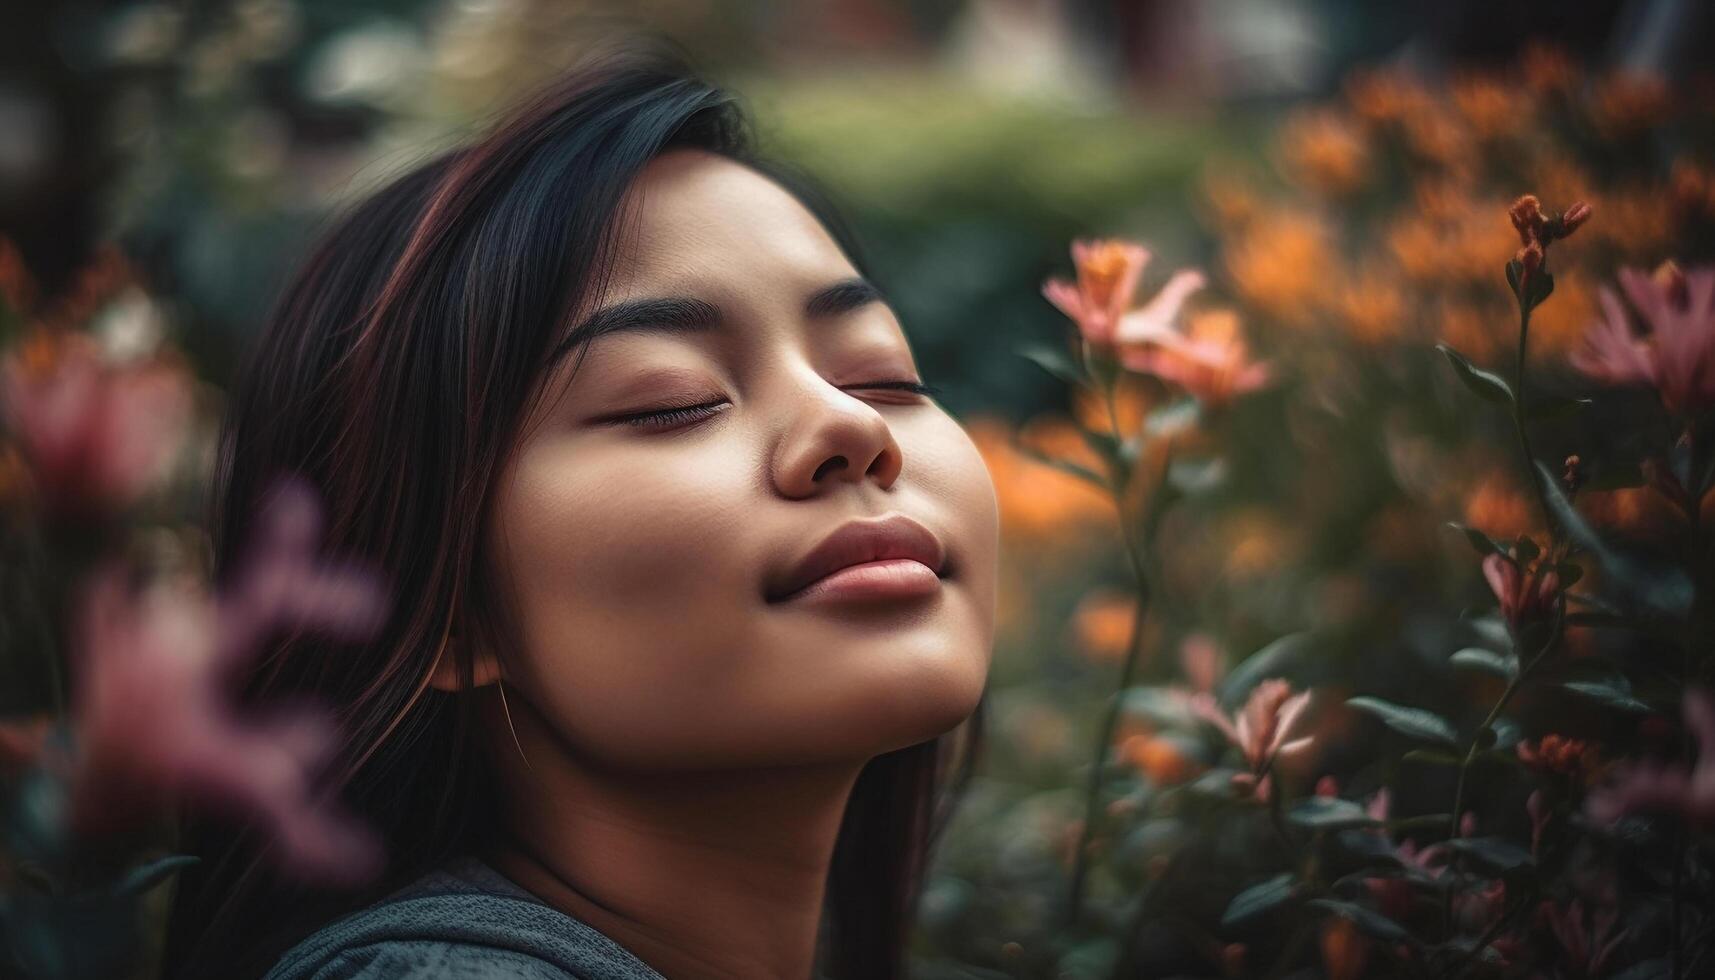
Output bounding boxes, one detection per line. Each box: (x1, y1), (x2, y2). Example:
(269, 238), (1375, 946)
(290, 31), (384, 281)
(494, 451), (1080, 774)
(1516, 241), (1544, 278)
(1509, 194), (1546, 245)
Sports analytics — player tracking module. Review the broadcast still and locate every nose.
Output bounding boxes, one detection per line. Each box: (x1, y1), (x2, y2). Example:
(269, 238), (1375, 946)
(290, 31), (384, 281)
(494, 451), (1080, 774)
(770, 367), (904, 499)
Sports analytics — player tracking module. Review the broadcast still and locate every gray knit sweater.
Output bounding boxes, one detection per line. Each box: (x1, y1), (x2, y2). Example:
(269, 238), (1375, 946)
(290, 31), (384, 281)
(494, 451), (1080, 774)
(262, 854), (668, 979)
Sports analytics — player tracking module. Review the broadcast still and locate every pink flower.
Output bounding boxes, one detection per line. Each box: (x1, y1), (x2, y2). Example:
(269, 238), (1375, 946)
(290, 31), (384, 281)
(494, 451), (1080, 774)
(1116, 308), (1273, 407)
(0, 328), (191, 520)
(1041, 239), (1154, 347)
(1189, 678), (1314, 799)
(1570, 262), (1715, 419)
(1482, 551), (1559, 628)
(1178, 632), (1225, 695)
(1586, 688), (1715, 830)
(65, 479), (389, 885)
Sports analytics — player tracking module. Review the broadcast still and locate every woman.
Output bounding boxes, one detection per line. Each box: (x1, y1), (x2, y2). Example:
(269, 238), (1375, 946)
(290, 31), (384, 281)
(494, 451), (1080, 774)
(160, 36), (999, 980)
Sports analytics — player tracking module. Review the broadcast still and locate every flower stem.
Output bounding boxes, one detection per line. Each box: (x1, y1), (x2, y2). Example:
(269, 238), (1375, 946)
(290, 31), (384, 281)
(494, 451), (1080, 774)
(1063, 373), (1166, 928)
(1510, 291), (1558, 538)
(1442, 601), (1565, 936)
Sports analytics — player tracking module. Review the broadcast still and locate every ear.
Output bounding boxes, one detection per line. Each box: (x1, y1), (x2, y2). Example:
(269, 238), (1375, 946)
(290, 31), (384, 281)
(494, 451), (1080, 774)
(427, 635), (504, 693)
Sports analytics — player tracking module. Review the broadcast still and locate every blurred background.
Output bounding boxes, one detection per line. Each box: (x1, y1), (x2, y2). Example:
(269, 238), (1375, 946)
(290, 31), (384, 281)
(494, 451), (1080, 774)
(4, 1), (1715, 978)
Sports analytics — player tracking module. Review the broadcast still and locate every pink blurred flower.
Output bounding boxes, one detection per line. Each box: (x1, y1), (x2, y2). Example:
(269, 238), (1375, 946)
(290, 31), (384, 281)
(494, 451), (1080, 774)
(1570, 262), (1715, 419)
(1178, 632), (1225, 694)
(0, 328), (191, 519)
(1041, 239), (1155, 347)
(1482, 551), (1559, 629)
(1189, 678), (1314, 800)
(1116, 309), (1273, 408)
(1586, 688), (1715, 830)
(66, 479), (389, 885)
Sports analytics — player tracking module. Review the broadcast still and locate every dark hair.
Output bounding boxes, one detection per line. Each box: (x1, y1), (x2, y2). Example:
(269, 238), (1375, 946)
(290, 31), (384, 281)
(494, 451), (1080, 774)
(159, 36), (984, 980)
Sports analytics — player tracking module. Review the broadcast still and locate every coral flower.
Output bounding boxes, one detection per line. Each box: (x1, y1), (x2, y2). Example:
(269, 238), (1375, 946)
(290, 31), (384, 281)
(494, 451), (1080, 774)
(1116, 309), (1273, 408)
(1482, 551), (1559, 628)
(1570, 262), (1715, 419)
(1041, 239), (1152, 347)
(1189, 678), (1314, 799)
(66, 479), (389, 884)
(0, 328), (192, 520)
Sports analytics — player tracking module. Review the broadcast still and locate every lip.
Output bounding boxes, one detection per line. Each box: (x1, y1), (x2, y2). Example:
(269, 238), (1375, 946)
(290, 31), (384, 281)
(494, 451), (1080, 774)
(767, 513), (949, 604)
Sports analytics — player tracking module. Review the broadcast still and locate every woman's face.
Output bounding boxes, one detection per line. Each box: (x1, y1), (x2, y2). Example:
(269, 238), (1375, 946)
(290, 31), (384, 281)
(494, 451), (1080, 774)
(482, 148), (999, 771)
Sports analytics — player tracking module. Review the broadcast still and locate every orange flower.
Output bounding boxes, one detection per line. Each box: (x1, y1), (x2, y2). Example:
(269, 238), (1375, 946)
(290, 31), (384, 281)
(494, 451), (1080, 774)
(1276, 109), (1369, 195)
(1344, 67), (1432, 126)
(967, 418), (1111, 540)
(1334, 270), (1407, 345)
(1071, 590), (1137, 662)
(1589, 72), (1672, 139)
(1119, 732), (1200, 785)
(1041, 239), (1151, 347)
(1116, 308), (1273, 408)
(1520, 41), (1579, 96)
(1226, 210), (1335, 324)
(1451, 73), (1527, 141)
(1320, 915), (1368, 980)
(1517, 734), (1602, 782)
(1462, 474), (1540, 542)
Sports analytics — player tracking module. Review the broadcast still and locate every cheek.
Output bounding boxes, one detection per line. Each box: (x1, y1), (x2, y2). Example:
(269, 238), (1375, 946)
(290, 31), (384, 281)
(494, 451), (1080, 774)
(493, 437), (770, 766)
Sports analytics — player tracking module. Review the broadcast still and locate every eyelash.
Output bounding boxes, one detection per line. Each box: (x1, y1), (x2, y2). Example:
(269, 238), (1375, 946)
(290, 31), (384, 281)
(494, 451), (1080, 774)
(611, 380), (943, 429)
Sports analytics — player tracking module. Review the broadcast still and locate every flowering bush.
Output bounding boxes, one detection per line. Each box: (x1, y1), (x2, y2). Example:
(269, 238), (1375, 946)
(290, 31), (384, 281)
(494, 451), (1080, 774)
(916, 46), (1715, 980)
(0, 244), (388, 980)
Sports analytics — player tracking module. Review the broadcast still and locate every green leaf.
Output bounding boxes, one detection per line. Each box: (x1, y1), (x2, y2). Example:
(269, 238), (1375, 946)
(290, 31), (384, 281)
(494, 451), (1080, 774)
(1534, 460), (1695, 618)
(1145, 397), (1200, 438)
(1445, 836), (1535, 874)
(1446, 522), (1501, 556)
(1402, 749), (1464, 767)
(1218, 632), (1313, 711)
(1449, 648), (1518, 680)
(1529, 270), (1556, 309)
(1563, 680), (1653, 714)
(1287, 797), (1380, 832)
(1346, 696), (1459, 746)
(1436, 343), (1514, 404)
(1221, 873), (1296, 929)
(1017, 343), (1087, 388)
(1307, 899), (1414, 944)
(1524, 393), (1592, 421)
(1386, 813), (1454, 833)
(1166, 458), (1226, 494)
(1505, 262), (1555, 310)
(1078, 426), (1127, 472)
(112, 854), (200, 899)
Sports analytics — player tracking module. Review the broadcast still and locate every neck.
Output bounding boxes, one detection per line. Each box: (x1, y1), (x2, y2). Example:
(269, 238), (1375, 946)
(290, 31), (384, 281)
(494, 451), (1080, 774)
(478, 711), (864, 980)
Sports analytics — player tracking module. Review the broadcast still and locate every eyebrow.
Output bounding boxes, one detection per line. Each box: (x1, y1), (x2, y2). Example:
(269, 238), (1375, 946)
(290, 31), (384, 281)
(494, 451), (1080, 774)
(550, 276), (891, 366)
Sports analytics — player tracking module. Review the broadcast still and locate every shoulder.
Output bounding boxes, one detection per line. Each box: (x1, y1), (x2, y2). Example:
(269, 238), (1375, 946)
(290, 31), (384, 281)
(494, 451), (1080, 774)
(278, 938), (575, 980)
(263, 857), (664, 980)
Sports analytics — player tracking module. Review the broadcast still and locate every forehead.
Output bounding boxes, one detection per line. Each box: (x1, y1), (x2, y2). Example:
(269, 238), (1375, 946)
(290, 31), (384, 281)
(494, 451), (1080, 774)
(606, 149), (855, 294)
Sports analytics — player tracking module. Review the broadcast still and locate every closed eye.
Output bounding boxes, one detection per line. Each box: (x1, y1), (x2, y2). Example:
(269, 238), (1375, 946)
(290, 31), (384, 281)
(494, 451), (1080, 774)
(606, 380), (943, 429)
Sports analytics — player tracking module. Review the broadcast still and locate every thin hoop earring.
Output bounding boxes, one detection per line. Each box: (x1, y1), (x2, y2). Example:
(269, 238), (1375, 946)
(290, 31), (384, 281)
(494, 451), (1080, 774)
(495, 675), (533, 772)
